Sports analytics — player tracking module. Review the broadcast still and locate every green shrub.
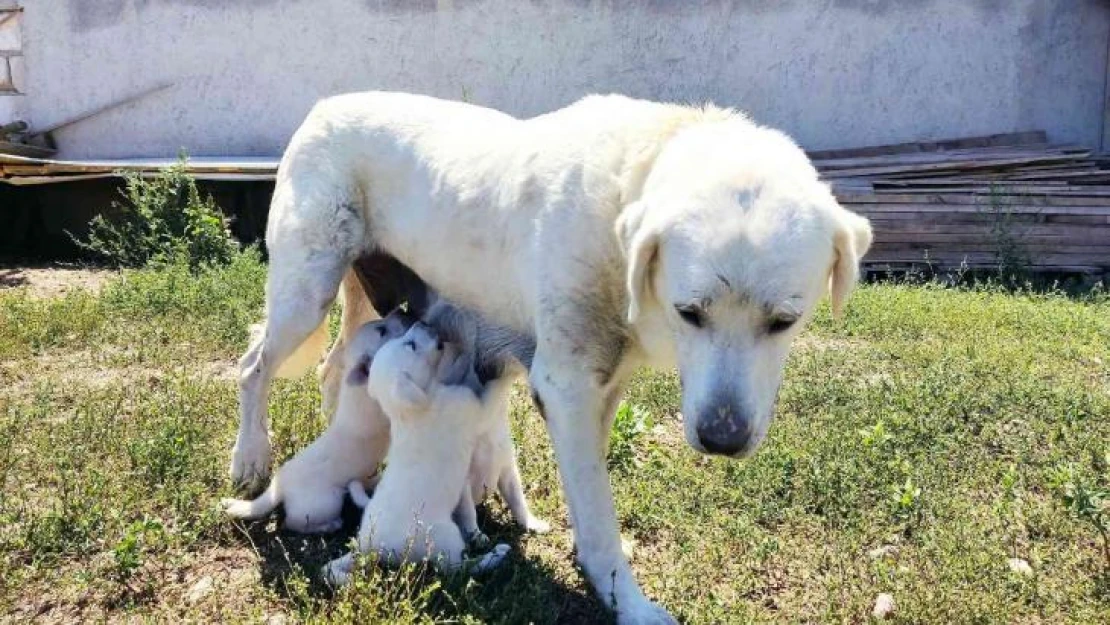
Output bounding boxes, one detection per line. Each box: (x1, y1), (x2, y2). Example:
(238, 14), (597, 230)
(71, 155), (239, 269)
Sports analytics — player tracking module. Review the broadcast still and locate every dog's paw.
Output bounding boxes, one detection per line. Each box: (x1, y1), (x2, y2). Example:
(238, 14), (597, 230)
(524, 516), (552, 534)
(617, 598), (677, 625)
(229, 437), (272, 494)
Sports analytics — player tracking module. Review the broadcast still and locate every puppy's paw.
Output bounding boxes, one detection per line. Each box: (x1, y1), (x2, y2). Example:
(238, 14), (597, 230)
(470, 543), (511, 573)
(229, 437), (271, 494)
(621, 534), (635, 558)
(524, 516), (552, 534)
(467, 530), (492, 550)
(617, 598), (677, 625)
(322, 553), (355, 587)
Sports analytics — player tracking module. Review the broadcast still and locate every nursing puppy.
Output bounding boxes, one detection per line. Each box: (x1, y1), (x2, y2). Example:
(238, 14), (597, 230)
(220, 310), (413, 532)
(323, 322), (511, 585)
(453, 382), (550, 544)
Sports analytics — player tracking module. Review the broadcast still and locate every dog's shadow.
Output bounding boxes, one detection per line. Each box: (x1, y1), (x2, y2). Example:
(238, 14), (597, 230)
(229, 501), (612, 624)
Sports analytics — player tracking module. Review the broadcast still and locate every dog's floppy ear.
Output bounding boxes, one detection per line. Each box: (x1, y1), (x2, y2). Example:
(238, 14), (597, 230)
(828, 208), (873, 318)
(391, 372), (430, 412)
(616, 201), (659, 324)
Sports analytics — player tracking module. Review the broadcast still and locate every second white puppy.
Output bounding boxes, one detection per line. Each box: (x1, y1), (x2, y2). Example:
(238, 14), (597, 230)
(324, 322), (511, 584)
(220, 311), (412, 533)
(454, 383), (550, 544)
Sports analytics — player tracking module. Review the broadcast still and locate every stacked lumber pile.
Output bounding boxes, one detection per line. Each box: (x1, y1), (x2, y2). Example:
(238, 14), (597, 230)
(810, 131), (1110, 276)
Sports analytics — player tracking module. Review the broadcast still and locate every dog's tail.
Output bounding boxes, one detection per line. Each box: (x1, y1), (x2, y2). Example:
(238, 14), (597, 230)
(274, 319), (329, 379)
(220, 483), (281, 520)
(347, 475), (380, 509)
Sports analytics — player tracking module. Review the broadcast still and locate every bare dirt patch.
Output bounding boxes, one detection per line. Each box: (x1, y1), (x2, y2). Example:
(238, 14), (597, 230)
(0, 263), (116, 299)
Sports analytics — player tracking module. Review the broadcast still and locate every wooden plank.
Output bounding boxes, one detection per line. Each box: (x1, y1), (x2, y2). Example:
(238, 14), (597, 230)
(865, 212), (1110, 224)
(872, 179), (1072, 189)
(872, 233), (1110, 246)
(836, 192), (1110, 206)
(863, 262), (1105, 274)
(819, 153), (1091, 179)
(807, 130), (1047, 160)
(851, 203), (1110, 215)
(870, 223), (1110, 237)
(861, 187), (1110, 196)
(812, 146), (1079, 171)
(863, 251), (1110, 265)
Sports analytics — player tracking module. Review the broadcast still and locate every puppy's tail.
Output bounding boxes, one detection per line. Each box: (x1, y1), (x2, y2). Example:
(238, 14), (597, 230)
(347, 475), (379, 509)
(274, 319), (330, 379)
(220, 483), (281, 520)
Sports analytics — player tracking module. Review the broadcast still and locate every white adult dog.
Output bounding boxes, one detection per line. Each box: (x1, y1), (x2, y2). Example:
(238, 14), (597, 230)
(323, 322), (513, 585)
(221, 311), (411, 532)
(232, 91), (871, 623)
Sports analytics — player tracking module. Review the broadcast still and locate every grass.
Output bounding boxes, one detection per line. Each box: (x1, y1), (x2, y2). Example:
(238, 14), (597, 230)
(1, 253), (1108, 623)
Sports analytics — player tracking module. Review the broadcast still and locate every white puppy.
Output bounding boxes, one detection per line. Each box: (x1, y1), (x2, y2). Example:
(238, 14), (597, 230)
(453, 382), (550, 544)
(323, 323), (510, 584)
(220, 311), (413, 532)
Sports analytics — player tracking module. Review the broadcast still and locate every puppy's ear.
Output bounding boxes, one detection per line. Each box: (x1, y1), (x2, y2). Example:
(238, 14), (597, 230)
(828, 208), (873, 318)
(345, 356), (371, 386)
(392, 373), (430, 412)
(616, 201), (659, 324)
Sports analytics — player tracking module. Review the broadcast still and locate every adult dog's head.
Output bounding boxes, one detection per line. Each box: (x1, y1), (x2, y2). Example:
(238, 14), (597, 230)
(617, 117), (872, 458)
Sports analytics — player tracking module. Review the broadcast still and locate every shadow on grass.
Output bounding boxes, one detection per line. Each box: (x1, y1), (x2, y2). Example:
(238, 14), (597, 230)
(227, 501), (611, 624)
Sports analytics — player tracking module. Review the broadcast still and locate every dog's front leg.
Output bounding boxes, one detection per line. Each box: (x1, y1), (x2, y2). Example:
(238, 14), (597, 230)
(530, 355), (675, 625)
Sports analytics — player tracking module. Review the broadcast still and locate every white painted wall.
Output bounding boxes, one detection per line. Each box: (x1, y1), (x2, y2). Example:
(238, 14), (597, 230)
(10, 0), (1110, 159)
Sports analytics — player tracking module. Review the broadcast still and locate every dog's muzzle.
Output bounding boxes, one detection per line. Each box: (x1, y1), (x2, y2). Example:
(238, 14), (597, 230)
(695, 402), (757, 457)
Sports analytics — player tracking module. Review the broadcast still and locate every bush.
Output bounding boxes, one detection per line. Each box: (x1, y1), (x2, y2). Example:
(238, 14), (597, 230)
(71, 155), (240, 269)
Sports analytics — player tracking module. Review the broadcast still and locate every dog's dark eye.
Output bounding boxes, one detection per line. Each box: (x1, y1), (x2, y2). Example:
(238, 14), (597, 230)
(675, 305), (704, 328)
(768, 316), (797, 335)
(404, 340), (416, 351)
(376, 326), (387, 337)
(436, 340), (444, 351)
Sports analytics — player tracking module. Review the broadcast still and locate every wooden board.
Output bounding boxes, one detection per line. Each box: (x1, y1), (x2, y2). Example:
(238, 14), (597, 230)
(807, 130), (1048, 160)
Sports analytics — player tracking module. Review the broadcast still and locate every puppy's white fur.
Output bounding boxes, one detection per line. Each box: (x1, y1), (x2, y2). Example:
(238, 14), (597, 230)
(221, 315), (406, 532)
(454, 383), (550, 543)
(346, 381), (550, 542)
(324, 324), (510, 583)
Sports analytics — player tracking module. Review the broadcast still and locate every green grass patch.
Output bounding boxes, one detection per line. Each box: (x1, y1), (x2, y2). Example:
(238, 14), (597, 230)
(1, 255), (1107, 622)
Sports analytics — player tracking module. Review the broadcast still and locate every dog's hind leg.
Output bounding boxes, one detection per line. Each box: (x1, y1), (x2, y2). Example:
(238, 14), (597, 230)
(232, 184), (358, 491)
(319, 268), (379, 418)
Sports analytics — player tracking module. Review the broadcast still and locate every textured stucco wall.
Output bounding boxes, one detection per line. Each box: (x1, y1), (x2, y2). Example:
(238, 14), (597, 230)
(11, 0), (1110, 159)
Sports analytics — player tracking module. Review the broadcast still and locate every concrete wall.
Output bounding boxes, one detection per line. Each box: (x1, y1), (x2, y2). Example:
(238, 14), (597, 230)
(9, 0), (1110, 159)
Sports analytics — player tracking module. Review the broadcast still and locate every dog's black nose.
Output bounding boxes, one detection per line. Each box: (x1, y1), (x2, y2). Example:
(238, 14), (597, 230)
(696, 403), (754, 457)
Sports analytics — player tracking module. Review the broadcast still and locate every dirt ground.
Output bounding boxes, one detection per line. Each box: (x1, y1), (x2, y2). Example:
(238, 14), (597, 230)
(0, 263), (116, 298)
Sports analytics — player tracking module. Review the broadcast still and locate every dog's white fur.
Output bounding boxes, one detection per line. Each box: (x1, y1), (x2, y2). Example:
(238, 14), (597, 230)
(220, 315), (406, 532)
(323, 324), (511, 584)
(234, 92), (871, 623)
